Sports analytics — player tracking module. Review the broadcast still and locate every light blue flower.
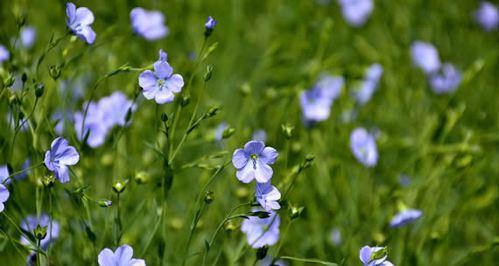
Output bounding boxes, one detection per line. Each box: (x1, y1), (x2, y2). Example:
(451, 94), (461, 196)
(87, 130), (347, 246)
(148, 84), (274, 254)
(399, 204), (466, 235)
(98, 244), (145, 266)
(139, 50), (184, 104)
(0, 184), (10, 212)
(338, 0), (373, 27)
(429, 63), (461, 94)
(130, 7), (168, 41)
(355, 64), (383, 105)
(232, 141), (278, 183)
(390, 209), (422, 228)
(44, 137), (80, 183)
(411, 41), (441, 74)
(205, 16), (217, 30)
(241, 209), (280, 248)
(329, 227), (342, 246)
(475, 2), (499, 31)
(0, 45), (9, 63)
(300, 75), (344, 123)
(256, 181), (281, 211)
(66, 2), (96, 44)
(99, 91), (136, 127)
(0, 165), (10, 184)
(359, 246), (393, 266)
(252, 129), (267, 142)
(20, 26), (36, 49)
(350, 128), (378, 167)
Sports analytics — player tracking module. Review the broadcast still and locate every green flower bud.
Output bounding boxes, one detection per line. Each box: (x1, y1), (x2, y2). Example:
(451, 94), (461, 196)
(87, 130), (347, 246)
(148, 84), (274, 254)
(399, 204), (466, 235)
(34, 224), (47, 240)
(35, 83), (45, 98)
(203, 65), (214, 81)
(256, 246), (268, 260)
(49, 65), (62, 80)
(161, 113), (168, 122)
(281, 123), (294, 139)
(180, 95), (191, 107)
(289, 205), (304, 220)
(222, 127), (235, 139)
(112, 180), (128, 194)
(204, 191), (214, 204)
(98, 200), (113, 207)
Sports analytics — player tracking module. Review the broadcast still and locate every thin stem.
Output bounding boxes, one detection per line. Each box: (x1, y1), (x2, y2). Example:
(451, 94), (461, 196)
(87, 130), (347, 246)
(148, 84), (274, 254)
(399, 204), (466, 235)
(278, 256), (338, 265)
(2, 162), (44, 185)
(36, 239), (41, 266)
(10, 97), (39, 159)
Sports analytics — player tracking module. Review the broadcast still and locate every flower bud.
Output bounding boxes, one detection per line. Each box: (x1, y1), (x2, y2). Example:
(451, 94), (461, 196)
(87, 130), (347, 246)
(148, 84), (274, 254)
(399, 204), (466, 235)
(42, 175), (55, 188)
(203, 65), (214, 81)
(204, 191), (214, 204)
(35, 83), (45, 98)
(17, 15), (26, 27)
(224, 220), (236, 231)
(289, 205), (304, 220)
(98, 200), (113, 207)
(204, 16), (217, 38)
(205, 106), (219, 118)
(112, 180), (128, 194)
(21, 73), (28, 83)
(135, 171), (148, 184)
(240, 83), (251, 96)
(49, 65), (61, 80)
(256, 246), (268, 260)
(34, 224), (47, 240)
(371, 247), (388, 261)
(180, 95), (191, 107)
(222, 127), (235, 139)
(161, 113), (168, 122)
(281, 123), (294, 139)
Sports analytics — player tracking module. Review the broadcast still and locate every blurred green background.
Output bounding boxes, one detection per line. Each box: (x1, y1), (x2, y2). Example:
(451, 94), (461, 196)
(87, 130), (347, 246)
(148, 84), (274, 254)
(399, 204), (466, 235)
(0, 0), (498, 265)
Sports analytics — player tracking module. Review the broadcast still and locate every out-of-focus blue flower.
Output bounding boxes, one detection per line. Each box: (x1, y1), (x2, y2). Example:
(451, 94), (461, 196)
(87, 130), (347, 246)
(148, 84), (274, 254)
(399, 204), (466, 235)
(214, 122), (228, 141)
(98, 244), (146, 266)
(44, 137), (80, 183)
(20, 26), (36, 49)
(232, 140), (278, 183)
(355, 64), (383, 105)
(139, 50), (184, 104)
(390, 209), (422, 228)
(0, 165), (10, 184)
(350, 128), (378, 167)
(130, 7), (169, 41)
(359, 246), (393, 266)
(66, 2), (96, 44)
(259, 255), (287, 266)
(300, 75), (344, 123)
(398, 174), (411, 187)
(205, 16), (217, 30)
(411, 41), (441, 74)
(329, 227), (342, 246)
(252, 129), (267, 142)
(0, 184), (9, 212)
(256, 181), (281, 211)
(74, 102), (108, 148)
(429, 63), (461, 94)
(475, 2), (499, 31)
(99, 91), (136, 127)
(13, 159), (30, 180)
(0, 45), (9, 63)
(20, 214), (60, 249)
(338, 0), (373, 27)
(241, 209), (280, 248)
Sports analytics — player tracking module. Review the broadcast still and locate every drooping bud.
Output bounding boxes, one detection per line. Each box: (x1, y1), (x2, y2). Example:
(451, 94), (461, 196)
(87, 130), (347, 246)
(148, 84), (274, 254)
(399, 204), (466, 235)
(205, 106), (219, 118)
(4, 74), (15, 87)
(98, 200), (113, 207)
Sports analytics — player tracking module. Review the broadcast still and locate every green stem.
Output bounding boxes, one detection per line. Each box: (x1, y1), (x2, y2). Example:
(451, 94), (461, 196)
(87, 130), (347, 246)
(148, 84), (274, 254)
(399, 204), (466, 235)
(278, 256), (338, 265)
(2, 162), (44, 185)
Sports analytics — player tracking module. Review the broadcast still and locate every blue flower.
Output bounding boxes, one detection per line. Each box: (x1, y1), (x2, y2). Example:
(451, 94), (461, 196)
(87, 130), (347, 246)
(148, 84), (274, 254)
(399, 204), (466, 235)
(20, 26), (36, 49)
(411, 41), (441, 74)
(205, 16), (217, 30)
(44, 137), (80, 183)
(66, 2), (96, 44)
(355, 64), (383, 105)
(139, 50), (184, 104)
(13, 159), (31, 180)
(232, 141), (278, 183)
(0, 184), (10, 212)
(256, 181), (281, 211)
(130, 7), (169, 41)
(0, 45), (9, 63)
(99, 91), (136, 127)
(390, 209), (422, 228)
(214, 122), (228, 141)
(429, 63), (461, 94)
(241, 209), (280, 248)
(338, 0), (373, 27)
(300, 75), (344, 123)
(350, 128), (378, 167)
(98, 244), (145, 266)
(359, 246), (393, 266)
(74, 102), (109, 148)
(329, 227), (342, 246)
(475, 2), (499, 31)
(20, 214), (60, 249)
(0, 165), (10, 184)
(252, 129), (267, 142)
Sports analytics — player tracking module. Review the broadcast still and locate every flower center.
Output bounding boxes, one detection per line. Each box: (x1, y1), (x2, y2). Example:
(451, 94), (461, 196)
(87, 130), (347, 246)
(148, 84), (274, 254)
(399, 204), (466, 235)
(157, 79), (166, 90)
(250, 154), (258, 169)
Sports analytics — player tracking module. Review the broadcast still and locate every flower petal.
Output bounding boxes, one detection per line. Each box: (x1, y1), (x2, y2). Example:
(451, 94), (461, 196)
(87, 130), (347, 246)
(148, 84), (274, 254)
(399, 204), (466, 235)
(75, 7), (94, 26)
(254, 159), (273, 183)
(55, 165), (70, 183)
(236, 163), (255, 183)
(155, 90), (175, 104)
(139, 70), (157, 89)
(154, 61), (173, 80)
(129, 259), (146, 266)
(0, 184), (9, 203)
(260, 147), (278, 165)
(232, 149), (248, 169)
(66, 3), (76, 24)
(165, 74), (184, 93)
(243, 141), (265, 155)
(114, 244), (133, 263)
(98, 248), (115, 266)
(58, 146), (80, 166)
(77, 26), (96, 44)
(359, 246), (372, 264)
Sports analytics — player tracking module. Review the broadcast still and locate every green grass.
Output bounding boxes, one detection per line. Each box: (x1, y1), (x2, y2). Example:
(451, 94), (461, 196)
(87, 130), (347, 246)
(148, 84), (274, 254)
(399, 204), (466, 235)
(0, 0), (498, 265)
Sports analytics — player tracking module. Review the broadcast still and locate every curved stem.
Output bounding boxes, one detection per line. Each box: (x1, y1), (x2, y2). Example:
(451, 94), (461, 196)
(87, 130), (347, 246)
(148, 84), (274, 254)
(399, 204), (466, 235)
(278, 256), (337, 265)
(2, 162), (44, 185)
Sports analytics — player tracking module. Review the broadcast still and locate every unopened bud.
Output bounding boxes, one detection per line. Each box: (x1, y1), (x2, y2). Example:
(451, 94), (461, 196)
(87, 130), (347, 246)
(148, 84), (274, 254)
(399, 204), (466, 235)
(34, 225), (47, 240)
(256, 246), (268, 260)
(135, 171), (148, 184)
(204, 191), (214, 204)
(281, 123), (294, 139)
(203, 65), (214, 81)
(35, 83), (45, 98)
(98, 200), (113, 207)
(21, 73), (28, 83)
(222, 127), (235, 139)
(240, 83), (251, 96)
(180, 95), (191, 107)
(49, 65), (61, 80)
(289, 205), (304, 220)
(161, 113), (168, 122)
(112, 180), (128, 194)
(42, 175), (55, 188)
(205, 106), (219, 118)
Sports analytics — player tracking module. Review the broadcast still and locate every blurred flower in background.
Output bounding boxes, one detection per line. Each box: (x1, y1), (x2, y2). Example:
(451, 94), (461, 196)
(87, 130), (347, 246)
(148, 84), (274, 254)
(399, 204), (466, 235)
(338, 0), (373, 27)
(66, 2), (96, 44)
(475, 2), (499, 31)
(252, 129), (267, 142)
(0, 184), (10, 212)
(350, 127), (378, 167)
(241, 209), (281, 248)
(411, 41), (441, 74)
(329, 227), (342, 246)
(0, 45), (9, 63)
(354, 63), (383, 105)
(300, 75), (343, 124)
(429, 63), (462, 94)
(390, 209), (422, 228)
(20, 214), (60, 249)
(131, 7), (169, 41)
(0, 165), (11, 184)
(20, 26), (36, 49)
